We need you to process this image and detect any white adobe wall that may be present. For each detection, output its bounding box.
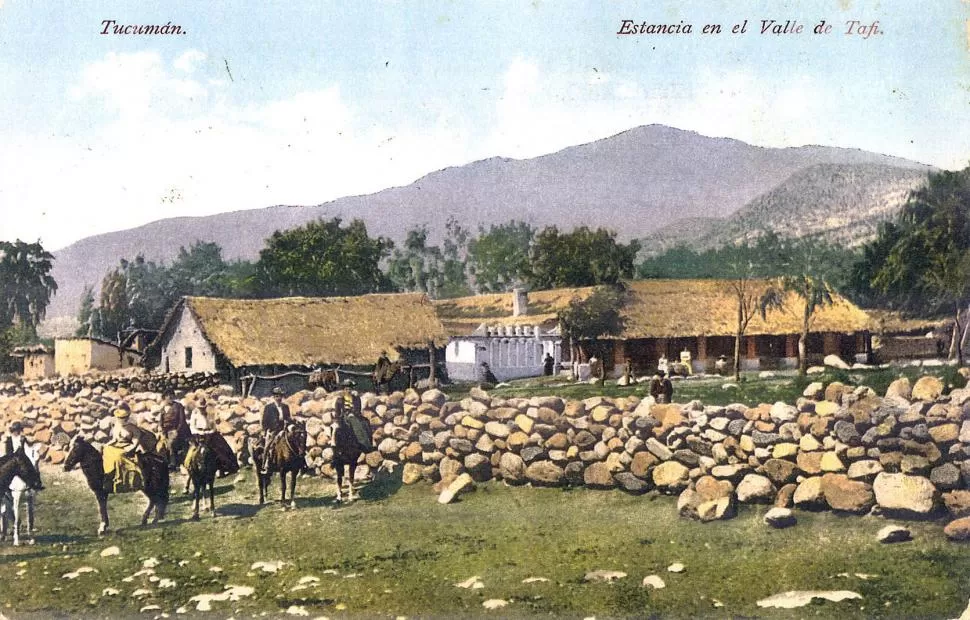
[157,306,219,374]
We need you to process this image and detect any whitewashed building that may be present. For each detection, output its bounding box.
[445,323,562,382]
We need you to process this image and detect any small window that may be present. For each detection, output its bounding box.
[185,347,193,369]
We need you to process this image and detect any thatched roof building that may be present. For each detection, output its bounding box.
[150,293,448,392]
[436,280,874,375]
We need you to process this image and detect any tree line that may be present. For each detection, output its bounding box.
[75,218,641,341]
[3,166,968,371]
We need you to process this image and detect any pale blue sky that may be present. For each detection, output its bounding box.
[1,0,968,249]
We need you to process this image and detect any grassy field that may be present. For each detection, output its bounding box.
[443,363,969,406]
[2,463,970,619]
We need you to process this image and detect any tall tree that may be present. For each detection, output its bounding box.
[0,240,58,334]
[858,167,970,362]
[528,226,640,290]
[780,274,835,376]
[724,246,785,381]
[467,220,535,293]
[253,218,393,297]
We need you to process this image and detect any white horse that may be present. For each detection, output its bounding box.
[1,444,40,546]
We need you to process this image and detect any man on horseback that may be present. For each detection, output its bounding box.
[333,379,373,451]
[185,396,238,478]
[373,350,394,395]
[260,387,291,474]
[159,390,190,471]
[2,421,28,456]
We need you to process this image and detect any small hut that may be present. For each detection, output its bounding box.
[11,344,55,380]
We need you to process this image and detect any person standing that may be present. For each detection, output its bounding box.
[650,370,674,404]
[543,353,555,376]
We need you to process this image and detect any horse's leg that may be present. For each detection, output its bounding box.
[141,498,153,527]
[26,492,35,538]
[289,469,297,509]
[1,495,9,543]
[278,471,287,505]
[335,464,344,502]
[12,491,22,546]
[98,493,110,536]
[191,478,201,521]
[347,461,357,502]
[208,478,215,517]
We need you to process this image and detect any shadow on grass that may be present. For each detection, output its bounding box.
[358,467,404,502]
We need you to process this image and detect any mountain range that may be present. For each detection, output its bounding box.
[44,124,933,327]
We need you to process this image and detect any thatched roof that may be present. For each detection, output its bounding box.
[436,280,871,339]
[169,294,447,368]
[618,280,869,338]
[434,288,594,336]
[864,309,950,335]
[11,344,51,356]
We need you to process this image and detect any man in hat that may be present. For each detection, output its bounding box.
[334,379,372,451]
[373,350,394,395]
[2,420,28,457]
[260,387,291,473]
[649,369,673,404]
[159,390,190,471]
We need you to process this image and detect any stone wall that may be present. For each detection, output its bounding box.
[3,373,970,523]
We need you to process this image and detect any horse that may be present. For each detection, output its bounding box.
[63,435,170,535]
[1,444,41,546]
[0,447,43,545]
[185,435,219,520]
[251,422,307,508]
[332,411,373,502]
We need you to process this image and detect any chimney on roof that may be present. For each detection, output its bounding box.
[512,288,528,317]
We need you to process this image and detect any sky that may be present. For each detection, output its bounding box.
[1,0,968,251]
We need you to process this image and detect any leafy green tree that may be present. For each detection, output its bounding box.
[467,221,535,293]
[95,255,172,341]
[528,226,640,290]
[556,285,626,362]
[387,226,445,296]
[0,240,58,334]
[859,167,970,362]
[253,218,393,297]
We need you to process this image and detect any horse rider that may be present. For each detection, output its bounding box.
[185,396,238,477]
[159,390,190,470]
[103,405,155,492]
[334,379,373,451]
[2,421,29,456]
[106,404,156,454]
[373,350,393,395]
[261,387,291,473]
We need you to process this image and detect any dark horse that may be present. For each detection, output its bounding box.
[185,436,219,520]
[250,422,307,508]
[332,411,372,502]
[64,435,169,535]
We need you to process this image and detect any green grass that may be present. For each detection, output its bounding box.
[443,364,968,407]
[3,465,970,618]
